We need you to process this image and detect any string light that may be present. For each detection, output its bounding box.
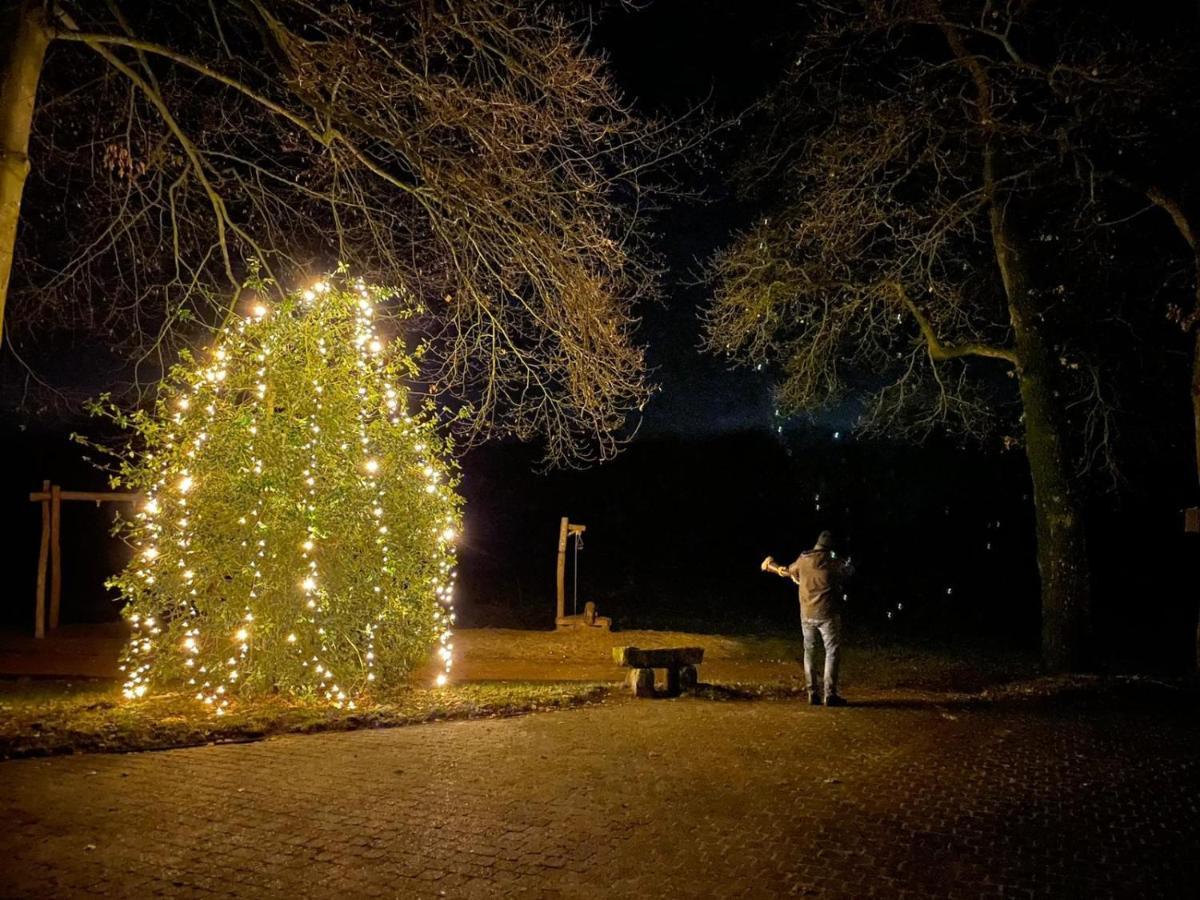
[107,272,461,708]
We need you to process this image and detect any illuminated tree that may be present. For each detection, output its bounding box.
[93,274,460,710]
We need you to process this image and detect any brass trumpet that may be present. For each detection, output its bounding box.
[760,555,789,577]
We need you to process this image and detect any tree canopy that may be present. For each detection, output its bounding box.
[704,0,1200,669]
[4,0,674,464]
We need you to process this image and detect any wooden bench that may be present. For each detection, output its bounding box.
[612,646,704,697]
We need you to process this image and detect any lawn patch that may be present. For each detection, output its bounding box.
[0,680,611,759]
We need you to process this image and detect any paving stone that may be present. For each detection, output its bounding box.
[1,697,1198,897]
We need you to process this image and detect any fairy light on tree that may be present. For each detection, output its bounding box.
[89,273,460,707]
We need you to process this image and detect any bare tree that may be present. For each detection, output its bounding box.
[1,0,671,464]
[705,0,1198,670]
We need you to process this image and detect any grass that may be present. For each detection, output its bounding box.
[0,627,1114,760]
[0,679,610,760]
[451,627,1039,693]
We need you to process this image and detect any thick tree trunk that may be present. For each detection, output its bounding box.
[1014,317,1093,671]
[1193,324,1200,489]
[0,0,52,345]
[990,182,1092,672]
[939,8,1093,671]
[1192,326,1199,672]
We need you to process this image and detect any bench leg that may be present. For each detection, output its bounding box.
[628,668,654,698]
[665,666,681,697]
[679,664,698,692]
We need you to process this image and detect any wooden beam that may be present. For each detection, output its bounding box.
[28,490,142,503]
[556,516,569,622]
[49,483,62,631]
[612,646,705,668]
[35,480,49,639]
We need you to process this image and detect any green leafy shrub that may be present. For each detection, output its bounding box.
[92,276,460,711]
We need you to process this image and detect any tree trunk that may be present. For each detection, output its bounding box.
[0,0,52,345]
[1193,322,1200,490]
[1014,319,1093,671]
[940,4,1092,670]
[989,177,1092,672]
[1192,325,1199,672]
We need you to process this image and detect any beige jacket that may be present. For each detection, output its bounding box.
[786,549,847,621]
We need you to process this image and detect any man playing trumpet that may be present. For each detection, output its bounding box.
[763,530,852,706]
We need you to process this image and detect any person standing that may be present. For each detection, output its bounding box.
[762,530,851,706]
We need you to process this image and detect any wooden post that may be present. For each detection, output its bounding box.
[555,518,588,626]
[556,516,569,622]
[27,487,143,638]
[34,479,49,638]
[1188,507,1200,671]
[627,668,654,698]
[679,664,699,692]
[49,483,62,630]
[665,665,681,697]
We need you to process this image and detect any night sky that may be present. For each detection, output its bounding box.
[592,0,812,439]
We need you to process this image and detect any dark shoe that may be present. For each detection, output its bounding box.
[808,692,822,706]
[824,694,848,707]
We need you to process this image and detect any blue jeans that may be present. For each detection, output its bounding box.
[801,617,841,697]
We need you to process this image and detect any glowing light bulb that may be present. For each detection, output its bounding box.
[302,577,317,592]
[235,628,248,641]
[435,673,448,687]
[178,475,193,493]
[441,527,456,542]
[252,303,268,318]
[143,546,159,560]
[287,633,297,643]
[364,459,379,474]
[368,339,382,353]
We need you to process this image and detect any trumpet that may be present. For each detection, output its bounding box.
[760,555,789,576]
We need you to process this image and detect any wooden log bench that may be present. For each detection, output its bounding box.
[612,646,703,697]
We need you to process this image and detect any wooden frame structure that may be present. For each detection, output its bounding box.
[555,516,586,623]
[28,483,142,638]
[554,516,610,630]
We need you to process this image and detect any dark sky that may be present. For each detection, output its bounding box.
[586,0,823,439]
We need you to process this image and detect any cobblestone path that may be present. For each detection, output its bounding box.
[2,693,1197,898]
